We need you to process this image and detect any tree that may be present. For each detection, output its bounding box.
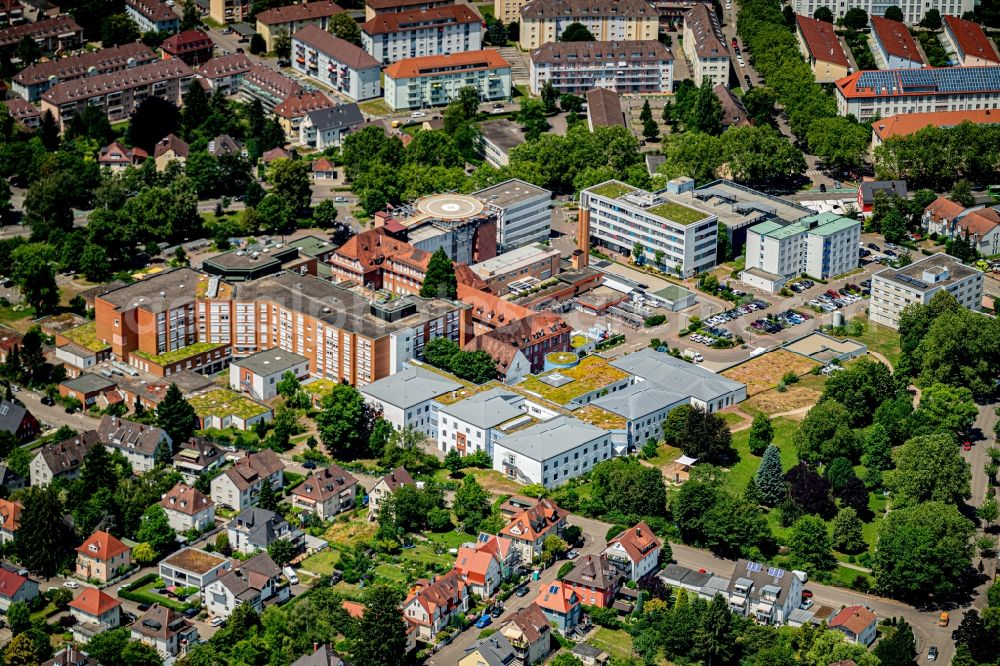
[328,12,361,45]
[540,80,558,113]
[820,357,897,427]
[692,594,736,666]
[423,337,460,371]
[916,308,1000,397]
[249,33,266,55]
[785,462,836,518]
[873,618,916,666]
[807,117,871,173]
[273,27,292,60]
[182,84,210,139]
[590,457,667,517]
[128,97,181,153]
[872,501,974,599]
[156,383,196,447]
[843,7,869,29]
[542,535,568,566]
[755,445,786,506]
[267,538,296,568]
[560,94,584,115]
[420,248,457,299]
[824,457,856,493]
[102,13,140,46]
[517,99,550,141]
[920,8,942,29]
[747,413,774,455]
[312,199,339,228]
[720,125,806,183]
[316,383,379,459]
[831,507,864,553]
[884,433,971,508]
[789,515,835,572]
[6,600,30,635]
[861,423,893,472]
[257,478,280,512]
[15,35,41,66]
[883,6,904,21]
[673,405,735,465]
[642,116,659,141]
[4,634,37,666]
[132,542,156,564]
[813,6,834,22]
[560,22,595,41]
[950,178,975,207]
[353,585,408,666]
[79,243,112,282]
[978,495,999,527]
[269,158,312,212]
[11,243,58,314]
[136,504,176,554]
[450,349,497,384]
[795,400,861,464]
[953,609,999,664]
[14,486,72,577]
[743,86,777,126]
[180,0,201,30]
[910,383,978,436]
[453,476,491,533]
[276,371,302,401]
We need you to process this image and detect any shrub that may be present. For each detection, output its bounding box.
[644,314,666,327]
[781,370,799,384]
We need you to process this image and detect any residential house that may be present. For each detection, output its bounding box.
[829,605,878,646]
[29,431,99,486]
[460,634,518,666]
[499,499,567,563]
[161,29,214,66]
[794,14,850,83]
[42,646,96,666]
[0,498,20,543]
[922,197,1000,256]
[402,569,471,642]
[534,581,581,634]
[159,548,232,589]
[205,552,288,618]
[154,133,190,171]
[571,644,610,666]
[298,103,364,150]
[604,521,661,581]
[98,141,148,172]
[97,415,171,473]
[289,465,358,520]
[726,559,804,625]
[454,545,503,598]
[360,366,461,438]
[227,506,302,554]
[256,0,345,51]
[0,467,25,492]
[210,448,285,510]
[857,180,907,214]
[291,645,348,666]
[498,603,552,665]
[0,400,39,443]
[126,0,180,33]
[208,134,244,157]
[713,84,751,130]
[161,483,216,533]
[291,23,381,102]
[312,158,337,180]
[942,15,1000,66]
[870,16,923,69]
[0,567,38,611]
[682,3,729,87]
[474,533,520,580]
[367,466,415,521]
[76,531,131,584]
[68,588,121,643]
[560,554,623,608]
[130,603,200,657]
[870,252,985,329]
[172,437,224,482]
[383,50,511,111]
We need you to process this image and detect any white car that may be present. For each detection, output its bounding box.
[210,616,226,627]
[63,581,79,589]
[410,111,426,118]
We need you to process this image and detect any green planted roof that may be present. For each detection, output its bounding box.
[646,201,709,226]
[189,389,269,420]
[588,181,637,199]
[134,342,222,366]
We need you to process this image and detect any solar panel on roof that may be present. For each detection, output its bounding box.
[746,561,762,572]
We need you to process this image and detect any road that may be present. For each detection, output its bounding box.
[17,387,101,432]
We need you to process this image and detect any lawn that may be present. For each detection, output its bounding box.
[189,388,270,420]
[436,468,524,496]
[517,356,630,405]
[125,579,189,612]
[300,549,340,575]
[846,317,902,369]
[359,99,393,116]
[0,303,34,324]
[589,181,637,199]
[742,384,823,417]
[425,530,475,549]
[723,350,823,396]
[587,627,635,661]
[724,417,799,496]
[134,341,221,366]
[647,201,709,226]
[321,515,378,548]
[643,443,683,467]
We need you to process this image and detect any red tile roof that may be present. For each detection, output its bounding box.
[13,42,156,87]
[0,16,82,49]
[384,49,510,80]
[291,465,358,502]
[873,109,1000,141]
[534,580,578,614]
[256,0,344,24]
[829,605,876,636]
[69,588,121,617]
[607,521,660,563]
[0,499,21,534]
[342,600,365,618]
[312,157,335,172]
[405,569,467,619]
[925,196,967,224]
[0,568,29,598]
[197,53,254,79]
[160,483,214,515]
[274,90,335,119]
[161,29,214,55]
[457,282,532,326]
[499,499,566,543]
[454,546,496,585]
[332,227,432,274]
[293,23,380,70]
[153,133,190,159]
[870,16,921,63]
[77,530,130,561]
[944,15,1000,63]
[40,60,193,105]
[958,208,1000,237]
[795,14,849,68]
[363,4,480,36]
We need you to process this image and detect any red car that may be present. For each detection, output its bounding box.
[963,441,972,451]
[802,590,813,599]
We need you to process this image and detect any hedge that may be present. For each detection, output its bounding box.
[118,573,191,612]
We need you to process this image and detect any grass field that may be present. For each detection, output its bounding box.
[725,417,799,496]
[847,317,902,369]
[723,350,822,396]
[587,628,635,661]
[644,443,683,467]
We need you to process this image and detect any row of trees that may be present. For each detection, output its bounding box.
[874,121,1000,189]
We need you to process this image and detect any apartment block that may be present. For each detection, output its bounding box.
[470,243,560,295]
[791,0,971,26]
[291,24,382,102]
[519,0,658,50]
[579,179,718,277]
[682,3,729,87]
[240,63,303,111]
[474,179,552,252]
[362,4,482,66]
[870,16,923,69]
[40,60,194,130]
[794,14,850,83]
[493,416,612,488]
[871,108,1000,148]
[197,53,254,95]
[12,42,157,102]
[941,15,1000,66]
[125,0,180,33]
[3,98,40,130]
[741,212,861,293]
[209,0,251,24]
[495,0,527,24]
[383,49,511,110]
[256,0,345,51]
[365,0,454,20]
[529,40,673,95]
[0,15,83,54]
[835,66,1000,120]
[870,253,983,329]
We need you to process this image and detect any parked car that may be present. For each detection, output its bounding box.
[566,550,579,560]
[302,461,317,470]
[138,604,151,612]
[211,616,226,627]
[63,581,79,589]
[490,606,504,618]
[802,589,813,598]
[963,441,972,451]
[515,586,530,597]
[927,647,938,661]
[475,614,492,629]
[868,243,880,251]
[40,396,55,406]
[184,608,199,619]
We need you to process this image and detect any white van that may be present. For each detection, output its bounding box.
[683,349,704,363]
[282,566,299,585]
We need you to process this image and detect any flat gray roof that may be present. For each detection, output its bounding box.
[360,365,462,409]
[97,267,204,313]
[591,381,688,420]
[478,119,525,152]
[61,373,116,394]
[233,349,308,376]
[874,252,981,291]
[685,180,812,230]
[440,387,523,429]
[610,348,745,402]
[474,179,551,209]
[494,415,607,462]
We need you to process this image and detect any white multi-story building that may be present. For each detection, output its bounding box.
[360,366,461,438]
[383,49,511,111]
[474,179,553,253]
[229,349,310,401]
[836,66,1000,120]
[492,416,612,489]
[579,179,718,278]
[125,0,180,33]
[870,253,984,329]
[682,3,729,87]
[362,4,482,66]
[437,387,528,456]
[791,0,972,26]
[291,24,382,102]
[740,212,861,293]
[518,0,659,50]
[529,40,673,95]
